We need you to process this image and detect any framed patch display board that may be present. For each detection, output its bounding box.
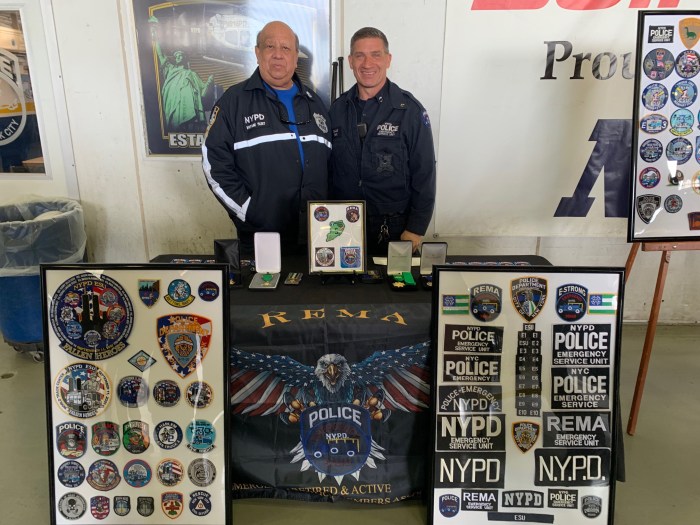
[307,201,366,274]
[41,264,230,524]
[428,266,623,525]
[630,11,700,242]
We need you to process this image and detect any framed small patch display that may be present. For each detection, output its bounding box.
[629,10,700,242]
[41,264,230,525]
[428,266,623,525]
[307,200,366,274]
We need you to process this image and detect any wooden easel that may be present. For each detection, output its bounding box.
[625,240,700,435]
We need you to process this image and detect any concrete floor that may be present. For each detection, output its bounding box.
[0,323,698,524]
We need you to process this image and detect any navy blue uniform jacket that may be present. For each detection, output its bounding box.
[329,80,436,236]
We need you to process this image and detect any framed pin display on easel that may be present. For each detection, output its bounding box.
[626,10,700,434]
[428,266,624,525]
[41,264,230,525]
[630,10,700,243]
[307,200,366,276]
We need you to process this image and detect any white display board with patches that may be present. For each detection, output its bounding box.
[429,266,623,525]
[307,201,366,274]
[41,264,230,525]
[630,10,700,242]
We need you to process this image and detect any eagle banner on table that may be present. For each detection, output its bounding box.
[229,302,432,503]
[435,0,691,238]
[130,0,330,156]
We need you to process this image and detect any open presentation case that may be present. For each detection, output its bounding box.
[428,266,623,525]
[41,264,230,525]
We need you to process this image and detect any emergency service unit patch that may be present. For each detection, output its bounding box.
[54,363,111,419]
[510,277,547,321]
[157,314,212,378]
[470,284,502,322]
[555,284,588,322]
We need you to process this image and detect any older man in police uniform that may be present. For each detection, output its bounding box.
[329,27,436,255]
[203,21,331,256]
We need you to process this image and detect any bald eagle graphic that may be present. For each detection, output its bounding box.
[230,341,431,482]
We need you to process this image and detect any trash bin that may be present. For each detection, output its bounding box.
[0,197,86,360]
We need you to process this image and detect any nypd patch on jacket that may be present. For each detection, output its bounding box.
[202,68,332,234]
[329,79,436,236]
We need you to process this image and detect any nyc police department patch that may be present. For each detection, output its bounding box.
[157,314,212,379]
[510,277,547,321]
[512,421,540,453]
[636,195,661,224]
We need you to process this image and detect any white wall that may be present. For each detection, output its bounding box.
[1,0,696,324]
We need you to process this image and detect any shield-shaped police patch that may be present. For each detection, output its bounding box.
[511,277,547,321]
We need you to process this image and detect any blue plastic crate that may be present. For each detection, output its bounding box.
[0,274,42,345]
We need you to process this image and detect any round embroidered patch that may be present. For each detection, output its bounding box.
[154,421,183,450]
[58,492,86,520]
[49,273,134,360]
[186,381,214,409]
[153,380,181,407]
[123,459,152,488]
[641,82,668,111]
[57,460,85,488]
[188,458,217,487]
[643,48,675,80]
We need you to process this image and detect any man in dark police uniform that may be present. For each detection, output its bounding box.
[330,27,436,255]
[202,21,331,255]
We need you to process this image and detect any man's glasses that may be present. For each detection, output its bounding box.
[275,98,311,127]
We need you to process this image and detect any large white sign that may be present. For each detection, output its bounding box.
[436,0,692,237]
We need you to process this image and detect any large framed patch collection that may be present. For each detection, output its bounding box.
[428,266,623,525]
[42,264,230,524]
[630,10,700,242]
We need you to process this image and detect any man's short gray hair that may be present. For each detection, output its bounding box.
[350,27,389,53]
